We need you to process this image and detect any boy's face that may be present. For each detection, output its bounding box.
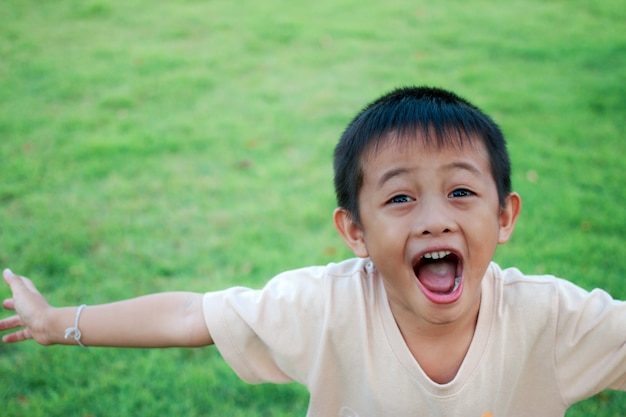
[334,133,520,328]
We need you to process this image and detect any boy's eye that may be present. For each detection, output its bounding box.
[449,189,473,198]
[388,195,413,204]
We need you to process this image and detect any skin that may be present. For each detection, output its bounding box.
[334,134,521,383]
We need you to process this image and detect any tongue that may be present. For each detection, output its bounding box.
[417,260,457,293]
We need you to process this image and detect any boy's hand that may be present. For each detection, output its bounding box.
[0,269,54,345]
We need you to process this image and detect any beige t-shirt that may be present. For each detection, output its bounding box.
[203,258,626,417]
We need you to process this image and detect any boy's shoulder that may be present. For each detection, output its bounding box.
[490,262,579,294]
[269,257,375,291]
[281,257,373,278]
[488,262,623,320]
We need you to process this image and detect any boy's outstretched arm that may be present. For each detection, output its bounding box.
[0,269,213,348]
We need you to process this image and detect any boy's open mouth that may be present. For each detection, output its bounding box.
[413,250,463,304]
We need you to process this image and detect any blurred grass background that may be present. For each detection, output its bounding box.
[0,0,624,415]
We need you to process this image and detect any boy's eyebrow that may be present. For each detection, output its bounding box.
[443,161,482,176]
[377,161,483,187]
[377,167,416,187]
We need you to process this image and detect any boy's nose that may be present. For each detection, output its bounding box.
[413,199,454,236]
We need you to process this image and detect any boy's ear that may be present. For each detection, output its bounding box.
[498,192,522,244]
[333,208,369,258]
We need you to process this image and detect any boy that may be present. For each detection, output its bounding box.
[1,86,625,416]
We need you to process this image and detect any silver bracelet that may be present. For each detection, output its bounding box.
[64,304,87,348]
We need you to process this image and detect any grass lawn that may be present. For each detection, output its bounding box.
[0,0,624,415]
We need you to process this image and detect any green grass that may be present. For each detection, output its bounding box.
[0,0,624,415]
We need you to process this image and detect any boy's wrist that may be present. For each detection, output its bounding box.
[63,304,87,347]
[41,306,74,346]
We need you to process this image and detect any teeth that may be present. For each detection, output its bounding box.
[423,250,451,260]
[451,276,461,292]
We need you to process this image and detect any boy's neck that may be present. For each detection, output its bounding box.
[389,295,481,384]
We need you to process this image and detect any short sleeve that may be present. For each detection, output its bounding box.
[555,279,626,403]
[202,267,327,384]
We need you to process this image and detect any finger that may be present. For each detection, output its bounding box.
[2,328,32,344]
[3,269,22,287]
[3,269,39,295]
[2,298,15,310]
[0,314,23,332]
[3,268,14,284]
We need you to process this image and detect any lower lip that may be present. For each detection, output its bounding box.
[416,276,464,305]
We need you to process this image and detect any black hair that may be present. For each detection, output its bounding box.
[333,86,511,224]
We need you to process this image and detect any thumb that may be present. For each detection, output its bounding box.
[2,269,17,310]
[3,269,39,295]
[3,268,22,288]
[3,268,17,286]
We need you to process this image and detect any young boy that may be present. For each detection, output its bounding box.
[1,86,625,416]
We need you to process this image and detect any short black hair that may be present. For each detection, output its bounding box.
[333,86,511,224]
